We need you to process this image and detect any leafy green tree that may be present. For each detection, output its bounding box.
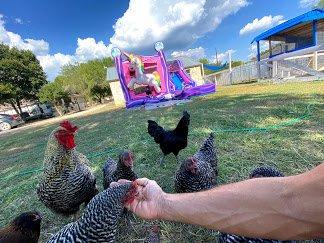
[57,57,114,102]
[0,44,47,115]
[231,60,244,68]
[90,83,112,103]
[198,58,209,64]
[38,82,70,116]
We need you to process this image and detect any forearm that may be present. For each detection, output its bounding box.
[160,173,324,240]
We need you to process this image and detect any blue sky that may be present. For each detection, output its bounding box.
[0,0,319,80]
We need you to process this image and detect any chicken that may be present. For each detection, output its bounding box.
[144,225,160,243]
[249,166,284,178]
[193,132,218,172]
[175,133,218,193]
[219,166,296,243]
[148,111,190,164]
[47,182,137,243]
[102,150,138,189]
[0,211,42,243]
[37,120,98,216]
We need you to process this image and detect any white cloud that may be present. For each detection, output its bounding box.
[211,49,236,63]
[110,0,249,52]
[240,15,286,35]
[37,54,75,81]
[14,18,23,24]
[0,14,112,80]
[0,15,49,55]
[248,42,269,59]
[299,0,319,8]
[75,38,112,62]
[171,46,205,60]
[37,38,112,80]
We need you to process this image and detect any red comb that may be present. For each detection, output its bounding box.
[122,182,138,205]
[59,120,78,133]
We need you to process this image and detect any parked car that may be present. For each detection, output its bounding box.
[25,104,55,121]
[0,114,25,131]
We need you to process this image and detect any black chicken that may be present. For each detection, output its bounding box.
[219,166,296,243]
[47,183,137,243]
[0,211,42,243]
[148,111,190,164]
[102,150,138,189]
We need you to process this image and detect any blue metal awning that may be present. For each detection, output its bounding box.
[251,9,324,43]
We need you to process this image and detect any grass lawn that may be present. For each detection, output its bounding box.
[0,81,324,242]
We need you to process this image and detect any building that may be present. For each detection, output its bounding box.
[252,9,324,79]
[106,56,205,107]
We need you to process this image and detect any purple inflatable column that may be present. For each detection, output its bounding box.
[157,49,172,94]
[114,55,131,104]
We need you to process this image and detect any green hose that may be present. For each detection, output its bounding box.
[0,103,313,183]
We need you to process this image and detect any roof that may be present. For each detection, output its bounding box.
[106,66,119,81]
[106,56,202,81]
[252,9,324,43]
[167,56,202,68]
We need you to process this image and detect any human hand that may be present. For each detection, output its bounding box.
[110,178,166,220]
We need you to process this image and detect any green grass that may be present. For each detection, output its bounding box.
[0,81,324,242]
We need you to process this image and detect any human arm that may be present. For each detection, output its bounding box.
[120,164,324,240]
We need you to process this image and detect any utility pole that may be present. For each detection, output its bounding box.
[215,49,219,65]
[228,50,233,85]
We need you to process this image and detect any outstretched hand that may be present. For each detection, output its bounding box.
[111,178,166,220]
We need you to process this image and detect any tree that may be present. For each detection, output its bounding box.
[0,44,47,116]
[90,83,112,103]
[231,60,244,68]
[199,58,209,64]
[57,57,114,102]
[38,82,70,116]
[317,0,324,8]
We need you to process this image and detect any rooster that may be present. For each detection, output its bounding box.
[102,150,138,189]
[0,211,42,243]
[37,120,98,216]
[175,133,218,193]
[219,166,296,243]
[148,111,190,164]
[47,183,138,243]
[144,225,161,243]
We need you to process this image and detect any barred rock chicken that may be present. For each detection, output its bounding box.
[219,166,296,243]
[0,211,42,243]
[37,120,98,215]
[148,111,190,164]
[193,132,218,172]
[144,225,161,243]
[47,183,137,243]
[102,150,138,189]
[175,133,217,193]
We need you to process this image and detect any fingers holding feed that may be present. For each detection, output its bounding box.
[134,178,150,187]
[110,182,120,188]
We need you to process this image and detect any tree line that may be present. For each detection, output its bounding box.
[0,44,114,117]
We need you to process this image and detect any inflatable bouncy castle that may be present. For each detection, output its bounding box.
[111,42,215,108]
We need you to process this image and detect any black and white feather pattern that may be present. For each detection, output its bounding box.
[175,133,217,193]
[193,132,218,172]
[37,128,97,215]
[47,183,132,243]
[175,159,216,193]
[102,156,137,190]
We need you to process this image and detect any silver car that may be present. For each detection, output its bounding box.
[0,114,25,131]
